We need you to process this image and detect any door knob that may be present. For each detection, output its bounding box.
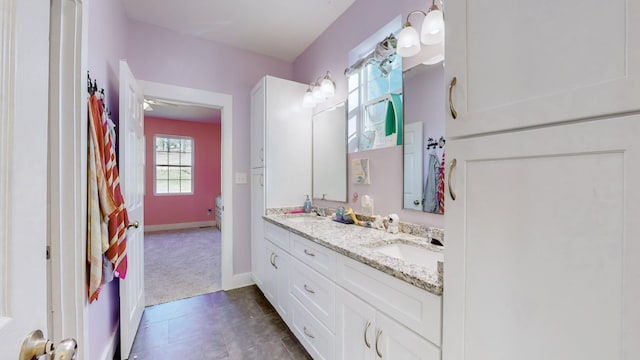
[20,330,77,360]
[413,200,420,206]
[127,220,140,229]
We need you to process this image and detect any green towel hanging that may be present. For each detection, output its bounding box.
[385,93,403,145]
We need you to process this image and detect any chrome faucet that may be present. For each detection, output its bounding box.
[313,206,326,217]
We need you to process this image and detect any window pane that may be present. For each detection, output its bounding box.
[365,101,387,127]
[156,166,168,180]
[155,137,167,152]
[168,138,180,152]
[348,90,359,112]
[389,67,402,94]
[156,151,169,165]
[348,73,359,92]
[181,181,192,193]
[156,180,168,194]
[181,167,192,180]
[168,167,182,180]
[181,152,192,166]
[168,152,181,165]
[168,180,181,193]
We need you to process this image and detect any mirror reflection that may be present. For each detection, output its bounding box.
[402,63,445,213]
[312,102,347,202]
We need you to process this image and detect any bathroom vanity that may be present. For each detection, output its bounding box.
[253,213,444,360]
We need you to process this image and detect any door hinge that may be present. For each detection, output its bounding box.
[46,245,51,260]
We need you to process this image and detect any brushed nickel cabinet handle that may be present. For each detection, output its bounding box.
[364,320,372,348]
[259,147,264,162]
[259,174,264,187]
[303,284,316,294]
[304,249,316,257]
[303,326,315,339]
[448,158,457,201]
[375,328,383,358]
[449,77,458,119]
[272,254,278,269]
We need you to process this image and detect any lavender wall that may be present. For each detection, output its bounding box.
[293,0,444,228]
[144,117,222,226]
[86,0,129,359]
[123,20,293,274]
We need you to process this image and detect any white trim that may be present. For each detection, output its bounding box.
[0,0,15,318]
[228,272,255,290]
[144,221,217,233]
[99,323,120,360]
[48,1,87,358]
[138,80,234,290]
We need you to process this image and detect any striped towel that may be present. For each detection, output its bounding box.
[88,95,129,302]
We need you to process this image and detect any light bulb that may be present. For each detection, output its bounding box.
[421,8,444,45]
[312,85,324,102]
[302,89,314,108]
[320,75,335,98]
[396,24,421,57]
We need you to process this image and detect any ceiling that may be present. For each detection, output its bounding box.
[123,0,356,62]
[144,99,221,124]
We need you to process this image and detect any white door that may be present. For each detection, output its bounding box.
[119,60,146,360]
[0,0,50,357]
[335,287,376,360]
[403,122,424,210]
[445,0,640,137]
[444,116,640,359]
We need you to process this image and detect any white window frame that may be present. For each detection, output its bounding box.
[153,134,194,195]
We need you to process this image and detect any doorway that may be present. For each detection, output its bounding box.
[139,80,234,291]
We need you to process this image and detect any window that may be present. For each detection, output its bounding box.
[347,54,402,152]
[154,136,193,194]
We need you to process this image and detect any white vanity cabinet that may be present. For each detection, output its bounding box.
[250,170,265,289]
[445,0,640,137]
[443,116,640,359]
[337,287,440,360]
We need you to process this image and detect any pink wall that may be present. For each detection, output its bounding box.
[86,0,129,359]
[293,0,445,228]
[144,117,221,226]
[123,20,293,275]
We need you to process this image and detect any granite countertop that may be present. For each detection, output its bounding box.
[263,213,444,296]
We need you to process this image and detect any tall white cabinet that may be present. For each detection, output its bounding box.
[443,2,640,359]
[250,75,312,296]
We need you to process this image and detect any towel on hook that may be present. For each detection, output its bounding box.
[385,93,403,145]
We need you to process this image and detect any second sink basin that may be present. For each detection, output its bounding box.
[374,242,443,268]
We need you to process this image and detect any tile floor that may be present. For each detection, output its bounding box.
[128,285,312,360]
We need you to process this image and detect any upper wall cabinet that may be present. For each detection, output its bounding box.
[445,0,640,138]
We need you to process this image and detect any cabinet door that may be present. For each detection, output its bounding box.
[272,245,291,323]
[263,241,277,305]
[335,287,376,360]
[250,170,265,290]
[444,116,640,360]
[250,78,265,168]
[375,312,440,360]
[445,0,640,137]
[264,76,312,208]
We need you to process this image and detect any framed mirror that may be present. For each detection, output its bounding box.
[402,63,445,213]
[312,102,347,202]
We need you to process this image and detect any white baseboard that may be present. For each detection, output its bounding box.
[224,272,255,291]
[144,220,217,233]
[100,322,119,360]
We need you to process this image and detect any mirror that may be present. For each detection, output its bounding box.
[312,102,347,202]
[402,63,445,213]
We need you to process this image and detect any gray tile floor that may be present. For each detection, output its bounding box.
[129,286,312,359]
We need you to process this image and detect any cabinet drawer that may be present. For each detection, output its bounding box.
[290,232,336,280]
[290,297,335,360]
[336,254,442,346]
[264,220,290,250]
[290,257,336,332]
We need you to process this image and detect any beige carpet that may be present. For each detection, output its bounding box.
[144,227,221,306]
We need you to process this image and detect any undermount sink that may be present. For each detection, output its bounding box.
[286,216,327,223]
[374,242,443,268]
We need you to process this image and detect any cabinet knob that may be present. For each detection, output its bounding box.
[449,77,458,119]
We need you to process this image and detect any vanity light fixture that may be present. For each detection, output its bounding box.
[302,71,336,107]
[396,0,445,60]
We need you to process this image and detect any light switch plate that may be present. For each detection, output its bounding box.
[235,172,248,184]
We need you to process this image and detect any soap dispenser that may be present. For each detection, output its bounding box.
[303,195,312,213]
